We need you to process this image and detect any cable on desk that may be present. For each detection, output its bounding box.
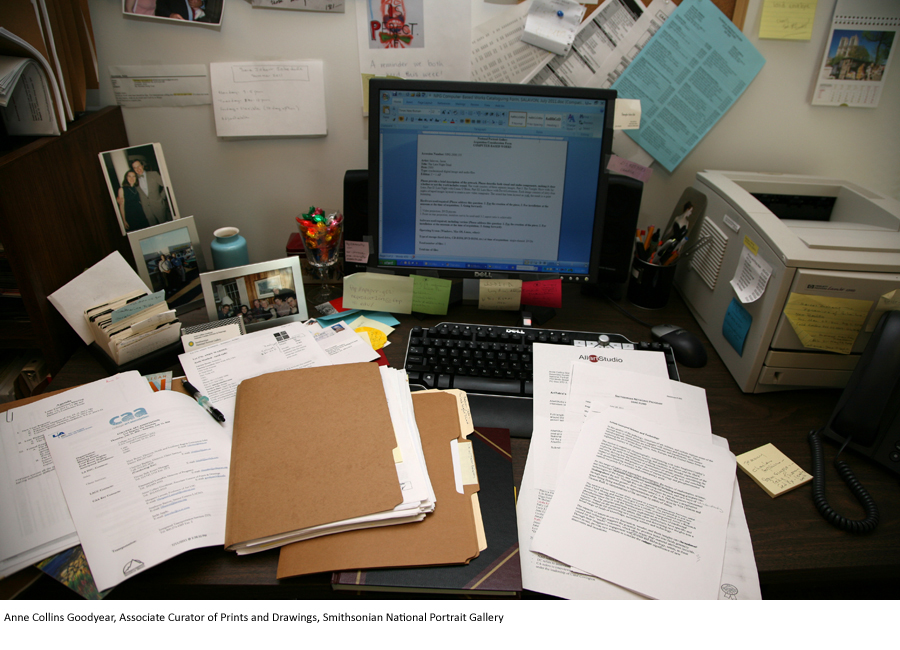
[807,429,879,534]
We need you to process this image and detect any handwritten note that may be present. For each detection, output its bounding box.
[343,273,414,314]
[521,279,562,308]
[607,154,652,183]
[343,240,371,264]
[209,61,326,138]
[759,0,818,41]
[411,275,452,315]
[736,443,812,498]
[782,293,872,354]
[479,279,522,311]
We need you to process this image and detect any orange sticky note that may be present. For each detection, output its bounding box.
[521,279,562,308]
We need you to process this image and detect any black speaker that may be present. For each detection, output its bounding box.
[342,169,369,244]
[584,172,644,300]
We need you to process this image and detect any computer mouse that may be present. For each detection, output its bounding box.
[650,324,708,368]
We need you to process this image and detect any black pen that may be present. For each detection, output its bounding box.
[182,380,226,423]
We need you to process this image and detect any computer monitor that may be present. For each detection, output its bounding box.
[368,78,620,284]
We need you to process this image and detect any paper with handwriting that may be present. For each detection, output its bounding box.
[209,60,326,138]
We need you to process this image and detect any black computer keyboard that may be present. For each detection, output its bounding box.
[403,322,679,398]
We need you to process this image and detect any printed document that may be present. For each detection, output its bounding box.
[179,321,334,437]
[531,410,736,600]
[0,373,151,578]
[611,0,765,172]
[34,376,231,591]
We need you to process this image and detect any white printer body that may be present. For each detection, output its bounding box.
[674,170,900,393]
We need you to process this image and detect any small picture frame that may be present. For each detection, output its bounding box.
[199,257,309,332]
[99,142,180,236]
[127,216,207,314]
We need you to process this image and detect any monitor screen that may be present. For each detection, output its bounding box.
[368,79,617,283]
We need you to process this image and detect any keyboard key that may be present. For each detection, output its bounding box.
[452,375,522,395]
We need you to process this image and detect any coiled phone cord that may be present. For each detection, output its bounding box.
[807,429,879,534]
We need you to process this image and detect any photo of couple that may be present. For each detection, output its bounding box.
[100,143,180,236]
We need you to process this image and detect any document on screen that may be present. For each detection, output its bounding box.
[414,133,566,262]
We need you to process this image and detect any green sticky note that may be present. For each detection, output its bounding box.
[411,275,452,315]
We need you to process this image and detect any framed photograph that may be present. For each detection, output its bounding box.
[122,0,224,27]
[100,142,180,236]
[199,257,309,332]
[127,217,207,314]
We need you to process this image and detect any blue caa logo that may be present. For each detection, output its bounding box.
[109,408,149,426]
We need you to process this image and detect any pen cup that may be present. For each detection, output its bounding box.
[627,256,678,309]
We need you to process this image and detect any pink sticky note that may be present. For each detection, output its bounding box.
[521,279,562,308]
[607,154,653,183]
[344,241,370,264]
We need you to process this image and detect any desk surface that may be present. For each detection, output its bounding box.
[20,285,900,599]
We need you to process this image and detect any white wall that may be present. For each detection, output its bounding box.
[87,0,900,267]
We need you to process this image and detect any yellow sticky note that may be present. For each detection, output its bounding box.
[343,272,414,314]
[759,0,818,41]
[478,279,522,311]
[354,326,387,350]
[737,443,812,498]
[782,292,872,354]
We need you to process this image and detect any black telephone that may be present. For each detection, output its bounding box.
[807,309,900,533]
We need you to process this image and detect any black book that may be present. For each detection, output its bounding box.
[332,427,521,597]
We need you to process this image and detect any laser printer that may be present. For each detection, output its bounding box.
[674,170,900,393]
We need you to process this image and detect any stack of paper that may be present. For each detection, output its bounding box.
[84,289,180,366]
[0,0,99,135]
[517,343,762,600]
[0,373,154,583]
[277,388,485,578]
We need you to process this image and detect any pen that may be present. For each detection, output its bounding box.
[182,380,226,423]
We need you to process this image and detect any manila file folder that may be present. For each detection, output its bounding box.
[224,363,403,552]
[276,390,481,578]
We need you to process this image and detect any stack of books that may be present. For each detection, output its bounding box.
[0,0,99,135]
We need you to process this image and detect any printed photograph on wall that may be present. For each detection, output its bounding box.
[122,0,224,26]
[818,29,895,81]
[366,0,424,49]
[99,143,180,236]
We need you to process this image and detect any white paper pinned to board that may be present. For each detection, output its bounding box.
[209,60,327,138]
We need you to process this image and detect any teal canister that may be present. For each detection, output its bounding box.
[210,227,249,269]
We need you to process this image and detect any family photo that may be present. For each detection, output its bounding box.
[201,258,308,327]
[100,143,179,236]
